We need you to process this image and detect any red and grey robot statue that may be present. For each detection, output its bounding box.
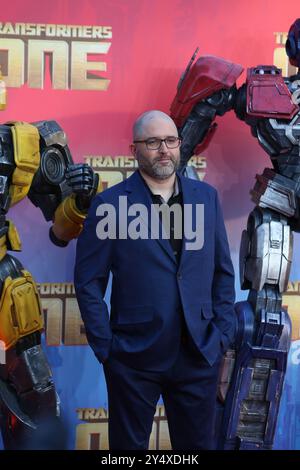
[0,77,101,448]
[170,19,300,449]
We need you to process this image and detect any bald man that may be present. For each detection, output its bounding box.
[74,110,236,450]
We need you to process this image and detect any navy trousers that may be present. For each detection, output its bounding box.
[103,336,222,450]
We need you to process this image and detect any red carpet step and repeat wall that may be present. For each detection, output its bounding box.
[1,0,300,449]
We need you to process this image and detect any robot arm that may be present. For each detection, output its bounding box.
[170,54,244,172]
[50,164,102,247]
[21,120,101,247]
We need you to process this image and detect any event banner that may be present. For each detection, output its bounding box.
[0,0,300,449]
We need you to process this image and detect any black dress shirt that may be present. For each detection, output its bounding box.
[139,171,183,265]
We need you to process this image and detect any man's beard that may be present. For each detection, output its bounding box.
[137,153,179,180]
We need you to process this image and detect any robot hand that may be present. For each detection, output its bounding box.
[65,163,99,211]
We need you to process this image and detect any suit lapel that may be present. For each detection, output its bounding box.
[177,172,200,270]
[125,171,177,264]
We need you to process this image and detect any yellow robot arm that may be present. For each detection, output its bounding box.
[51,176,102,243]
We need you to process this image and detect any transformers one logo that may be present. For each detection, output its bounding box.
[38,282,88,346]
[0,22,112,90]
[76,405,171,450]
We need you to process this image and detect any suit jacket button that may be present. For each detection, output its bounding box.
[177,273,182,280]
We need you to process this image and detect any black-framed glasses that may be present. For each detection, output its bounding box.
[133,136,181,150]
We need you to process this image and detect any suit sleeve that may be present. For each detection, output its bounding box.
[74,195,114,363]
[212,190,237,353]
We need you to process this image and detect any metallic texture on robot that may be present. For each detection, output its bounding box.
[27,120,73,222]
[246,66,298,118]
[50,163,102,243]
[170,22,300,448]
[0,270,43,349]
[170,55,243,128]
[0,220,21,261]
[250,169,297,217]
[6,122,40,206]
[52,194,88,241]
[171,55,243,173]
[0,117,100,449]
[240,208,292,293]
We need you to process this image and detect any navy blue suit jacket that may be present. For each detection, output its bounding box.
[74,170,236,371]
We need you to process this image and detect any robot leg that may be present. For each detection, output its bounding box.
[0,254,62,449]
[218,206,292,449]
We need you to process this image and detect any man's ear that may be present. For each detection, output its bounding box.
[130,143,136,157]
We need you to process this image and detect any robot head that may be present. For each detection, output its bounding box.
[286,19,300,68]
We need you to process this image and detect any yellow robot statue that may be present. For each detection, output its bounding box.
[0,80,101,449]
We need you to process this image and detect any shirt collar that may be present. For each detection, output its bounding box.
[138,170,181,201]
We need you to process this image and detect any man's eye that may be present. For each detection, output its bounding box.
[147,139,159,145]
[166,137,177,144]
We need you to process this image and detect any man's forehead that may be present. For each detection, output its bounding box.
[140,117,178,136]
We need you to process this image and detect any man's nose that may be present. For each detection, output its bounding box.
[158,140,168,151]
